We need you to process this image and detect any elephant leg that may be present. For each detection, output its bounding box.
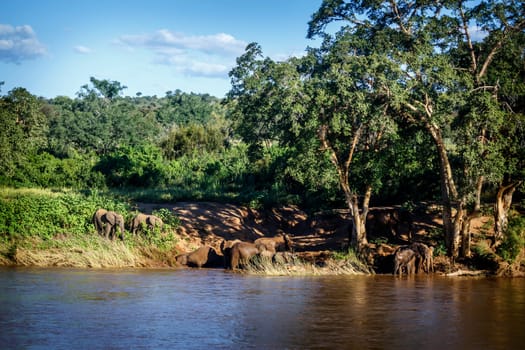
[230,249,239,270]
[104,224,112,239]
[408,257,417,275]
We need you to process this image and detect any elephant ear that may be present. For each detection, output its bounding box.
[105,212,116,225]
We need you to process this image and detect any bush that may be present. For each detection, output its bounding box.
[2,151,106,189]
[497,213,525,263]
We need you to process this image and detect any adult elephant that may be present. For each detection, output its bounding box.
[220,239,242,269]
[229,241,267,270]
[254,233,294,255]
[130,213,164,235]
[393,245,417,276]
[176,246,222,268]
[92,208,125,240]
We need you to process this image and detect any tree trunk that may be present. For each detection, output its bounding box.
[459,176,483,258]
[493,180,522,247]
[460,218,471,258]
[427,123,458,258]
[451,201,465,260]
[346,186,371,253]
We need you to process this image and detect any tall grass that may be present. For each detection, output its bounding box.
[1,234,180,268]
[243,251,372,276]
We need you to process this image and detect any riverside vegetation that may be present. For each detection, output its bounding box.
[1,1,524,275]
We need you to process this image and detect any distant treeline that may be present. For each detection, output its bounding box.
[0,67,522,211]
[0,78,441,209]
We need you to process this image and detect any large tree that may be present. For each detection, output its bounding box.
[228,39,399,251]
[308,0,525,259]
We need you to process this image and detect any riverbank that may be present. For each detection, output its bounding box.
[1,189,522,275]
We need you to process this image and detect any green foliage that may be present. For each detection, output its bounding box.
[497,213,525,263]
[152,208,180,228]
[157,90,223,127]
[3,151,105,189]
[0,188,129,240]
[159,123,226,159]
[96,144,167,188]
[0,88,48,183]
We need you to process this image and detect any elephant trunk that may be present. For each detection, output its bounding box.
[119,221,125,239]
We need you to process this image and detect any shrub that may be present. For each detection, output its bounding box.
[497,213,525,263]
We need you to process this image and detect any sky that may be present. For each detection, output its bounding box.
[1,0,324,99]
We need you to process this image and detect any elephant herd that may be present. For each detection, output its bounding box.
[91,208,164,240]
[393,242,434,276]
[176,233,294,270]
[91,206,434,275]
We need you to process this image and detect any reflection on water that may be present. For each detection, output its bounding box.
[1,267,524,349]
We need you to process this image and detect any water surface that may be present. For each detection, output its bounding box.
[1,267,524,349]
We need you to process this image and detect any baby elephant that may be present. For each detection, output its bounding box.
[130,213,164,235]
[393,246,417,276]
[410,242,434,273]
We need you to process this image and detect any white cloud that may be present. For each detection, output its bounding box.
[118,29,246,55]
[469,25,488,42]
[156,55,229,77]
[74,45,92,54]
[0,24,47,63]
[116,29,247,78]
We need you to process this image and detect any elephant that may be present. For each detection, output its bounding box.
[220,239,242,269]
[92,208,125,240]
[176,246,222,268]
[393,245,418,276]
[410,242,434,273]
[130,213,164,235]
[229,241,264,270]
[254,233,294,255]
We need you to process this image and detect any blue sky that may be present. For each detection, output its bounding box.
[1,0,323,98]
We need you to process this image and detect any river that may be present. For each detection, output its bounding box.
[1,267,524,349]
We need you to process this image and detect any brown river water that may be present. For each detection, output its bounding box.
[1,267,524,349]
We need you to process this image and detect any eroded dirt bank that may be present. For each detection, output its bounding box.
[137,201,511,275]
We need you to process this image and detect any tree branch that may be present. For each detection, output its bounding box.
[459,2,477,75]
[389,0,410,34]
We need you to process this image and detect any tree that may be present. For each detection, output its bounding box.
[308,0,525,259]
[228,40,398,251]
[87,77,127,100]
[483,30,525,246]
[0,88,48,184]
[303,36,399,250]
[156,89,223,127]
[48,80,161,155]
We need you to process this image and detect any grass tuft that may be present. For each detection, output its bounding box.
[243,251,372,276]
